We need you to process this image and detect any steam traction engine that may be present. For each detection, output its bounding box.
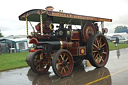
[19,8,112,77]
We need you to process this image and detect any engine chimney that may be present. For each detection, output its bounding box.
[45,6,54,11]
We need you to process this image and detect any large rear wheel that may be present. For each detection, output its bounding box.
[30,50,50,74]
[52,49,74,77]
[87,34,109,67]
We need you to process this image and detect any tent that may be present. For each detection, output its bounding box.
[0,37,28,53]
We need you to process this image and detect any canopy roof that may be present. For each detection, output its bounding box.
[19,9,112,25]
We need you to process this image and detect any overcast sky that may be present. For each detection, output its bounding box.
[0,0,128,36]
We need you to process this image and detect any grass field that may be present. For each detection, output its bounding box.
[0,41,128,71]
[108,41,128,50]
[0,51,29,71]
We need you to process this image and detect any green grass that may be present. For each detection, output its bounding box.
[0,51,29,71]
[108,41,128,50]
[0,41,128,71]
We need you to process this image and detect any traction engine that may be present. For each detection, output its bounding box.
[19,8,112,77]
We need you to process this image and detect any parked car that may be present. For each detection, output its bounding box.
[119,37,128,44]
[110,35,122,41]
[112,37,128,44]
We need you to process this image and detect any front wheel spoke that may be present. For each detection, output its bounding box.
[34,58,39,62]
[63,54,65,60]
[40,54,43,60]
[60,54,63,60]
[67,62,70,64]
[36,64,41,70]
[40,63,45,68]
[57,57,61,61]
[63,67,66,73]
[65,57,69,61]
[61,67,64,73]
[65,65,69,70]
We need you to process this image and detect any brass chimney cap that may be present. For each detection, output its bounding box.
[45,6,54,11]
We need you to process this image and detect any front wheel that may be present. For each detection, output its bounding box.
[87,34,109,67]
[52,49,74,78]
[30,50,50,74]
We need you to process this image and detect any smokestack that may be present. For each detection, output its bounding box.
[45,6,54,11]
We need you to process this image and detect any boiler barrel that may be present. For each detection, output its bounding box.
[38,40,78,50]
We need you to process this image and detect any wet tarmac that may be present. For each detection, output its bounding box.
[0,48,128,85]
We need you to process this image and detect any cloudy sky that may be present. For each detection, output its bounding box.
[0,0,128,36]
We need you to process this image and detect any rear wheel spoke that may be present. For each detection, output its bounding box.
[93,50,98,53]
[99,37,102,46]
[99,54,104,62]
[96,38,100,47]
[100,43,106,48]
[102,52,107,54]
[97,57,100,64]
[93,44,98,49]
[56,62,62,65]
[101,57,104,62]
[57,65,61,71]
[94,54,99,60]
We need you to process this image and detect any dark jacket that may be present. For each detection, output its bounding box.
[116,37,119,43]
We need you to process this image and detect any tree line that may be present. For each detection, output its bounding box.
[114,26,128,33]
[0,30,4,37]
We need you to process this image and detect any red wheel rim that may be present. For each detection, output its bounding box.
[92,35,109,66]
[83,23,96,42]
[55,52,73,76]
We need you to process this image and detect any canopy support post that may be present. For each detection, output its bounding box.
[26,18,28,36]
[81,20,83,29]
[40,14,43,35]
[101,21,104,32]
[101,21,104,28]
